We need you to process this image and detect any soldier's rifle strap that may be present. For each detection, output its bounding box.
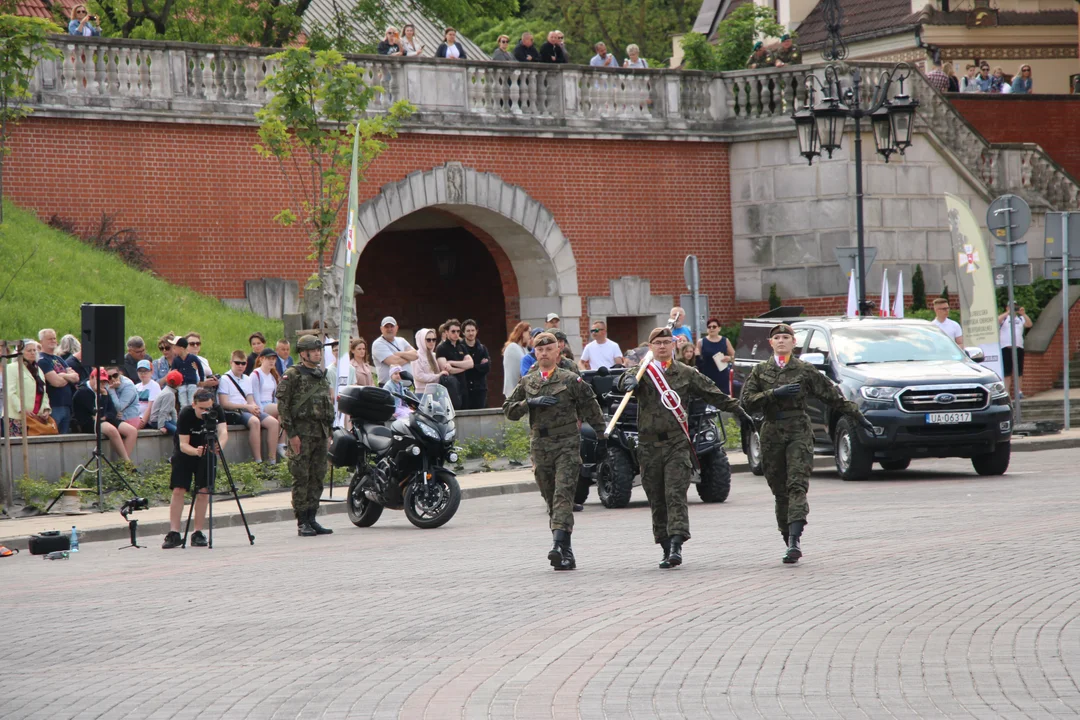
[293,380,330,416]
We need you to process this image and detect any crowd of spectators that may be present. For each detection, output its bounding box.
[940,60,1034,95]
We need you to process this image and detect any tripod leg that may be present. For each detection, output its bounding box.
[216,450,255,545]
[182,487,196,548]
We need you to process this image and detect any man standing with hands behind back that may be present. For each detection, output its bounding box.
[740,323,873,564]
[504,332,605,571]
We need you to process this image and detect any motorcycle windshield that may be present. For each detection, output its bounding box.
[419,384,455,422]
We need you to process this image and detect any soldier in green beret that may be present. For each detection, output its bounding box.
[504,331,604,570]
[772,34,802,67]
[740,323,873,563]
[277,334,335,537]
[747,40,773,69]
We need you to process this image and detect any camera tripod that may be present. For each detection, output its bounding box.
[46,375,139,516]
[181,428,255,548]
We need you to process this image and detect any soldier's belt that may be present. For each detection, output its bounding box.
[532,422,578,439]
[767,410,807,421]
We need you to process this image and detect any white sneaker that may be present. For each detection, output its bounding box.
[278,443,288,456]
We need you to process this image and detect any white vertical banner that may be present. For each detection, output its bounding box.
[846,271,858,318]
[892,270,904,318]
[880,271,890,317]
[334,123,362,425]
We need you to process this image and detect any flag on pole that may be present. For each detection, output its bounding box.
[846,270,858,317]
[892,270,904,318]
[335,122,362,422]
[880,271,890,317]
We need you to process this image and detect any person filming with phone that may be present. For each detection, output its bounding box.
[162,389,228,549]
[68,4,101,36]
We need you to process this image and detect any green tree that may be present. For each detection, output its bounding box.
[940,284,949,300]
[93,0,313,46]
[681,3,786,72]
[0,15,62,225]
[911,264,926,311]
[254,48,414,332]
[768,283,782,310]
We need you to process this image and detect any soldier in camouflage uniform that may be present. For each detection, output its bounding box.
[739,323,873,563]
[619,327,754,569]
[526,330,580,376]
[504,332,604,570]
[771,34,802,67]
[277,334,335,537]
[746,41,773,69]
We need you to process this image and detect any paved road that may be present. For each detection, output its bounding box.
[2,449,1078,719]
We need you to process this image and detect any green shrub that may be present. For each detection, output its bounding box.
[911,264,926,311]
[500,421,531,463]
[14,476,61,510]
[720,416,742,451]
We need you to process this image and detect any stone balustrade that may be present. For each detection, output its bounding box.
[27,36,1080,207]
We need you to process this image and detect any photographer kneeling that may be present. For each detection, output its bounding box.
[162,389,228,549]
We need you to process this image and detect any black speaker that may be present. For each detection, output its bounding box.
[81,304,125,367]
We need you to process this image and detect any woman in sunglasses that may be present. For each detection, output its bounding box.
[491,35,514,61]
[1012,65,1033,94]
[697,318,735,395]
[412,328,448,394]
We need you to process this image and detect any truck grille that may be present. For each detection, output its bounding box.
[898,386,988,413]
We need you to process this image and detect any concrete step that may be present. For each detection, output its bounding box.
[1018,399,1080,424]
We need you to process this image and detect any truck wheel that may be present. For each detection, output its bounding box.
[879,458,911,472]
[747,427,765,476]
[834,416,874,481]
[972,441,1011,476]
[574,474,591,505]
[597,447,634,508]
[695,451,732,503]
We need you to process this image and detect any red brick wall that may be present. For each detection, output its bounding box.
[950,96,1080,181]
[1017,300,1080,395]
[6,117,735,342]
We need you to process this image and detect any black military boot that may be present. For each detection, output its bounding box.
[666,535,684,568]
[548,530,575,570]
[783,521,805,564]
[297,511,317,537]
[658,537,672,569]
[309,511,333,535]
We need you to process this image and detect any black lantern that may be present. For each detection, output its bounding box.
[870,104,895,162]
[813,97,846,158]
[888,92,918,154]
[792,106,820,165]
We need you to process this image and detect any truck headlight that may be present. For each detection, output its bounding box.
[984,381,1008,399]
[860,386,900,400]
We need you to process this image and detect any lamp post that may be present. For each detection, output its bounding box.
[791,0,919,315]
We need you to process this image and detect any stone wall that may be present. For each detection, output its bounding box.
[730,130,1048,312]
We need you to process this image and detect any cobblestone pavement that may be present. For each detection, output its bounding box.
[2,449,1078,720]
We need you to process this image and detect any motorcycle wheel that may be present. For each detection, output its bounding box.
[404,472,461,529]
[747,427,765,476]
[695,450,732,503]
[347,471,384,527]
[574,474,591,505]
[596,447,634,509]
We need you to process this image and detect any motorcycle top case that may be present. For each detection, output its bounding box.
[329,427,362,468]
[28,531,72,555]
[337,386,395,423]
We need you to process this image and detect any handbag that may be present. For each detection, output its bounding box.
[25,413,59,436]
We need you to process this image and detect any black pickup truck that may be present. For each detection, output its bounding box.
[733,315,1013,480]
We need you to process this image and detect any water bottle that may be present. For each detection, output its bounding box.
[70,525,79,552]
[44,551,70,560]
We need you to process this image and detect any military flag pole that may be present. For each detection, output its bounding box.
[604,316,676,436]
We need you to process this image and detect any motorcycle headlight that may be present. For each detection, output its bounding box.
[418,422,440,440]
[704,432,715,442]
[445,427,456,442]
[860,386,900,401]
[984,381,1008,399]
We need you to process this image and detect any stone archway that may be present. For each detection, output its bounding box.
[325,162,581,346]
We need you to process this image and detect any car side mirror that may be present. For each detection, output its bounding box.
[964,347,985,362]
[801,352,827,368]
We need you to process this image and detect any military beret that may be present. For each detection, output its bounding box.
[648,327,673,343]
[781,33,791,41]
[753,41,763,51]
[769,323,795,338]
[533,332,557,347]
[553,330,568,342]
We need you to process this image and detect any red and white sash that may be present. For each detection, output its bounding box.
[643,361,692,446]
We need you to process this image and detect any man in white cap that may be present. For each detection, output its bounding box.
[371,316,418,385]
[544,313,560,330]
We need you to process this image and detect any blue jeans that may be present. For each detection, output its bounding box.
[51,405,72,434]
[163,420,177,435]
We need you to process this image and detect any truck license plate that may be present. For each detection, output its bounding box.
[926,412,972,424]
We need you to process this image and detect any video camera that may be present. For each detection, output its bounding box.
[120,496,149,520]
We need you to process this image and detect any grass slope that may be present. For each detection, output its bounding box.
[0,201,284,371]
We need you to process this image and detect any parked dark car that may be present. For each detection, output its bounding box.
[576,367,732,507]
[733,316,1013,480]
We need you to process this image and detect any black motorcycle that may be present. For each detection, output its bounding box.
[577,367,733,508]
[329,375,461,529]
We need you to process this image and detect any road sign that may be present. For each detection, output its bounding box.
[993,264,1032,287]
[994,241,1028,267]
[1044,259,1068,280]
[683,255,699,292]
[987,194,1031,240]
[833,246,878,278]
[1044,212,1080,259]
[683,255,702,341]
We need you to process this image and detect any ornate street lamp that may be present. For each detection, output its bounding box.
[789,0,920,315]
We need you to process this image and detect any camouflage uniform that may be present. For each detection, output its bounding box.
[740,355,861,534]
[504,365,603,532]
[277,363,334,521]
[618,359,743,545]
[772,43,802,66]
[526,356,580,376]
[746,48,773,69]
